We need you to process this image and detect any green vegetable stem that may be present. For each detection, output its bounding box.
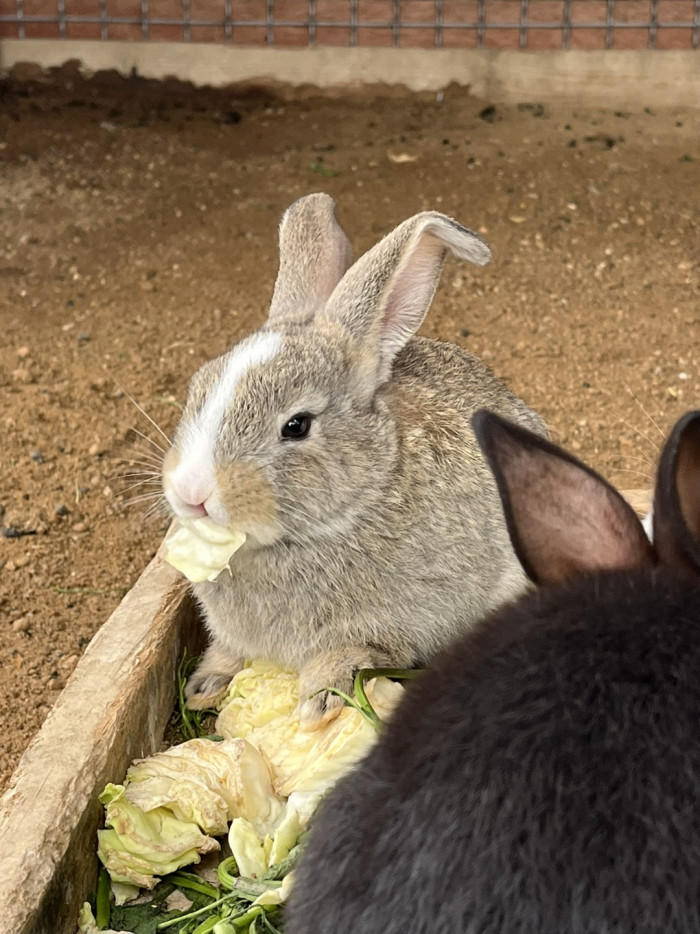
[95,867,111,930]
[323,667,424,730]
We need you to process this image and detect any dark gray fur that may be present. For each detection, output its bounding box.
[285,409,700,934]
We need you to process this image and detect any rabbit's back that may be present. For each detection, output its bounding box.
[286,570,700,934]
[393,337,547,438]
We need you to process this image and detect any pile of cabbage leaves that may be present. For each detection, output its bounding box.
[80,661,406,934]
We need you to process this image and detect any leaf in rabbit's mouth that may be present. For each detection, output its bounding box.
[165,517,246,582]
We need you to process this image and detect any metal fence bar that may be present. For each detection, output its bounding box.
[1,0,698,46]
[266,0,273,45]
[15,0,24,39]
[57,0,66,38]
[307,0,316,47]
[391,0,400,47]
[224,0,232,42]
[182,0,191,42]
[350,0,358,47]
[477,0,486,48]
[141,0,149,41]
[605,0,615,50]
[562,0,572,50]
[98,0,107,39]
[435,0,443,49]
[649,0,659,49]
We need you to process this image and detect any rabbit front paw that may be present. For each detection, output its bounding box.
[184,671,232,710]
[184,644,244,710]
[298,679,349,730]
[298,646,396,731]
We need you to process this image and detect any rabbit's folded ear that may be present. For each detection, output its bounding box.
[472,410,655,585]
[268,193,353,323]
[653,410,700,577]
[321,212,491,384]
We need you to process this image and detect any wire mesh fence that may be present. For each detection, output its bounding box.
[1,0,699,48]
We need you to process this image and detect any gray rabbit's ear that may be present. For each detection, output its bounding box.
[321,212,491,383]
[267,193,353,323]
[653,410,700,577]
[473,410,655,586]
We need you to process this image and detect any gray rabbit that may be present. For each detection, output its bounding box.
[162,193,546,726]
[285,408,700,933]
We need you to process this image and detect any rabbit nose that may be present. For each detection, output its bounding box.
[168,469,214,516]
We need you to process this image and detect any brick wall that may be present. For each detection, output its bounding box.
[1,0,698,49]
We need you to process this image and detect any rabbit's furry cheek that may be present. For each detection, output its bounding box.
[161,446,179,482]
[215,461,280,544]
[161,445,199,517]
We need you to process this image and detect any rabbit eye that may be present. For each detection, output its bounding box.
[282,413,312,440]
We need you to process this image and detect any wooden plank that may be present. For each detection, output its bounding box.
[0,545,197,934]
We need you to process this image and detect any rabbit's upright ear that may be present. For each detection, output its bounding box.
[321,213,491,384]
[653,410,700,577]
[268,193,353,323]
[472,410,655,585]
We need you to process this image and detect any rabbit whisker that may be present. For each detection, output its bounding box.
[623,386,666,441]
[127,418,171,453]
[117,479,163,496]
[610,467,653,481]
[113,473,162,484]
[115,466,163,476]
[123,459,164,470]
[120,491,166,507]
[128,431,167,451]
[122,451,165,468]
[616,452,656,467]
[601,454,655,475]
[141,499,170,521]
[118,449,164,468]
[619,418,661,458]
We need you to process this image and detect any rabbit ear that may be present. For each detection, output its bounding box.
[473,410,655,586]
[267,193,353,324]
[321,212,491,384]
[652,410,700,576]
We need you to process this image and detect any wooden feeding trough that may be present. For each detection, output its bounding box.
[0,540,201,934]
[0,490,651,934]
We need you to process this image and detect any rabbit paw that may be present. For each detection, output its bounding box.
[298,680,349,731]
[184,645,244,710]
[298,646,396,731]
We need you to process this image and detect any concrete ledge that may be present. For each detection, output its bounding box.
[1,42,699,107]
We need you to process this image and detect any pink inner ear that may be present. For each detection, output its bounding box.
[526,489,645,583]
[501,444,655,586]
[379,234,446,361]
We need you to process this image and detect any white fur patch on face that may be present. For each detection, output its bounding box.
[168,331,282,516]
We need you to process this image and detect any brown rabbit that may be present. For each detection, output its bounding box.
[162,194,546,726]
[285,409,700,934]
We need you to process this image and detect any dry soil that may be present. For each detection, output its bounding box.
[0,63,698,792]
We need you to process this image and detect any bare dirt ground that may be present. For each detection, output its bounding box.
[0,63,698,792]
